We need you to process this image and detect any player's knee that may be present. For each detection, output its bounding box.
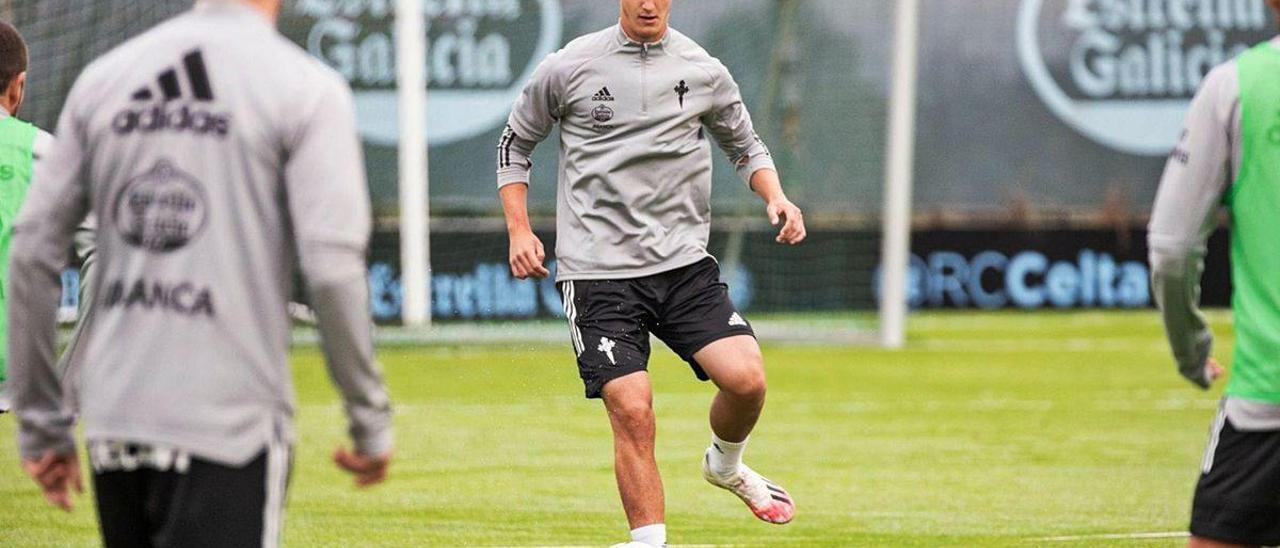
[723,364,767,402]
[607,395,655,433]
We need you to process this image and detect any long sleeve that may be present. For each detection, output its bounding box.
[56,215,97,387]
[497,55,564,188]
[702,61,776,186]
[1149,63,1237,389]
[284,77,392,457]
[9,85,92,460]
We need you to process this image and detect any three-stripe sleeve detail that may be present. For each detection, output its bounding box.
[497,126,515,169]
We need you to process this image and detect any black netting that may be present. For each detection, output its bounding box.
[2,1,189,130]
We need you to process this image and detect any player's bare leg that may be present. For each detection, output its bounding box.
[696,336,767,442]
[602,371,665,531]
[1189,536,1251,548]
[695,335,795,524]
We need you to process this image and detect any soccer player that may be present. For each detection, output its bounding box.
[498,1,804,545]
[1151,1,1280,545]
[8,1,393,545]
[0,21,53,414]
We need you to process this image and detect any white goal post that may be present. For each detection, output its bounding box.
[396,0,431,327]
[879,0,920,349]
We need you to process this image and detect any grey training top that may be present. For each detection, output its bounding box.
[9,0,392,465]
[497,25,776,281]
[1149,36,1280,431]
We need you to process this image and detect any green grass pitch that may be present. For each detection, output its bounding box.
[0,310,1235,546]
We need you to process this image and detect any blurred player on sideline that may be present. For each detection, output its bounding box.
[1151,1,1280,546]
[0,21,52,413]
[498,0,804,545]
[7,1,393,546]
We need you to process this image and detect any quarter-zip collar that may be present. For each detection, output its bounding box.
[614,23,671,52]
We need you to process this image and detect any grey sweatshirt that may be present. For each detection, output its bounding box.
[497,25,776,281]
[1150,36,1280,430]
[8,0,392,465]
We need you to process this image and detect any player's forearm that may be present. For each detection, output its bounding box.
[749,169,786,204]
[8,222,77,459]
[1151,246,1213,388]
[57,221,98,380]
[304,243,393,456]
[499,183,534,235]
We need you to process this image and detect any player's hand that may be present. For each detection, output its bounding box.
[22,451,83,511]
[1204,357,1225,385]
[333,447,391,488]
[508,229,550,279]
[1181,356,1224,389]
[767,199,806,245]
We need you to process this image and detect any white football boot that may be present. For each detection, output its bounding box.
[702,449,796,524]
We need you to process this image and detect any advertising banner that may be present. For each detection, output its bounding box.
[356,225,1231,322]
[893,227,1230,310]
[366,226,880,322]
[915,0,1273,213]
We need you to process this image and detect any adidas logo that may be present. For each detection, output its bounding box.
[112,49,230,138]
[132,50,215,103]
[728,313,748,327]
[591,87,615,102]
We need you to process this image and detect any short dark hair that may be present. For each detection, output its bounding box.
[0,22,27,92]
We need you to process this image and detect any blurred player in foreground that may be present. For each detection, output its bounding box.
[0,21,52,413]
[498,0,804,545]
[7,1,393,546]
[1151,1,1280,545]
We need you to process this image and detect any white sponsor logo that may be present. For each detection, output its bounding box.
[1016,0,1269,156]
[286,0,562,146]
[728,312,748,327]
[598,337,617,365]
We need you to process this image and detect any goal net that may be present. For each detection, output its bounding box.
[8,0,903,345]
[369,0,900,345]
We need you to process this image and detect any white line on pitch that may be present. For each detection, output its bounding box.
[1034,531,1188,542]
[522,545,724,548]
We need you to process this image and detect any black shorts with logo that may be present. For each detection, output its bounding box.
[559,257,756,399]
[1190,410,1280,546]
[90,441,292,548]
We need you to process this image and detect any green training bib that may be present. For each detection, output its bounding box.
[1225,43,1280,402]
[0,115,38,382]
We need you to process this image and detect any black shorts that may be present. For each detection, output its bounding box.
[90,441,292,548]
[559,257,756,399]
[1190,410,1280,546]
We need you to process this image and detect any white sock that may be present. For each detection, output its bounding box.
[630,523,666,547]
[707,433,747,477]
